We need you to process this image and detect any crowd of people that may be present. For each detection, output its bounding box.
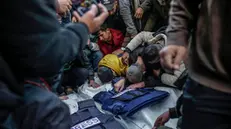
[1,0,231,129]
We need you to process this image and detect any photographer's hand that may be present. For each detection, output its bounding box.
[73,4,109,33]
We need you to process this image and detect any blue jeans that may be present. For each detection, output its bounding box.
[87,50,103,72]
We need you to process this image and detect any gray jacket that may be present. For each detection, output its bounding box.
[119,0,138,36]
[126,31,166,51]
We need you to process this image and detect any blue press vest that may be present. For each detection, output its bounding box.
[71,99,125,129]
[93,88,169,116]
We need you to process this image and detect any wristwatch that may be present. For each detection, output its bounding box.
[121,47,126,51]
[123,47,132,53]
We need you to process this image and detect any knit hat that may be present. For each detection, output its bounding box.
[126,64,143,83]
[98,66,114,83]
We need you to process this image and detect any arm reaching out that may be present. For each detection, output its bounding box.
[2,0,108,79]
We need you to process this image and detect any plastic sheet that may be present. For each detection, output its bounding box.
[63,76,182,129]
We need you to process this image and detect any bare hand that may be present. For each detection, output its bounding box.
[160,45,187,71]
[73,4,109,33]
[56,0,72,14]
[112,49,124,56]
[72,16,78,23]
[59,95,69,100]
[89,80,100,88]
[114,78,125,92]
[122,52,129,65]
[127,82,145,90]
[153,111,170,129]
[134,7,144,19]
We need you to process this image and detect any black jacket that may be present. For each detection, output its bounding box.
[0,55,22,125]
[1,0,89,128]
[2,0,89,82]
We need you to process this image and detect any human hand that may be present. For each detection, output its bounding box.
[109,1,118,15]
[56,0,72,14]
[59,95,69,100]
[134,7,144,19]
[160,45,187,71]
[72,4,109,33]
[89,80,100,88]
[122,52,129,65]
[126,82,145,90]
[112,49,124,56]
[153,111,170,129]
[114,79,125,92]
[72,16,78,23]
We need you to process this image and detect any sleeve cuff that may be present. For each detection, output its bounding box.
[78,22,90,34]
[167,30,189,46]
[124,47,132,53]
[138,5,145,11]
[169,107,179,118]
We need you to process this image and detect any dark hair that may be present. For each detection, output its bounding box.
[98,66,114,83]
[100,24,108,31]
[142,44,162,70]
[142,44,160,62]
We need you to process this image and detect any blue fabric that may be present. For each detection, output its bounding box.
[93,88,169,116]
[90,51,103,72]
[112,77,124,86]
[85,49,103,72]
[71,99,125,129]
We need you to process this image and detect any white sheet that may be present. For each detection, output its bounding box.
[63,76,182,129]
